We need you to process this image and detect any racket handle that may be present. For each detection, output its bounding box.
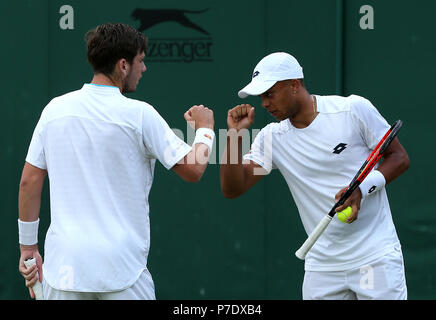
[24,258,44,300]
[295,215,332,260]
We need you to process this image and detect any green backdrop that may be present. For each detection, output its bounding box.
[1,0,435,299]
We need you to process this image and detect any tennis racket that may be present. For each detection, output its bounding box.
[24,258,44,300]
[295,120,403,260]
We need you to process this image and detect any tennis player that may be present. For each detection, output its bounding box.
[220,52,410,299]
[18,23,215,300]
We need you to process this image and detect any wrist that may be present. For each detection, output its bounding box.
[196,123,214,130]
[193,128,215,152]
[20,243,38,250]
[20,244,39,257]
[227,127,247,135]
[359,170,386,200]
[227,127,239,135]
[18,218,39,246]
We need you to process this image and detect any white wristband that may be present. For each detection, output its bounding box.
[18,219,39,245]
[359,170,386,200]
[193,128,215,153]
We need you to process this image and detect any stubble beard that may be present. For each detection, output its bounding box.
[122,77,135,93]
[121,70,140,93]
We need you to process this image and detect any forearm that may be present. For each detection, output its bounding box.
[19,179,44,222]
[18,165,46,250]
[220,132,246,198]
[377,139,410,184]
[186,143,210,180]
[174,143,211,183]
[18,179,44,296]
[19,187,42,250]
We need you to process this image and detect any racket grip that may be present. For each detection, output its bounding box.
[295,215,333,260]
[24,258,44,300]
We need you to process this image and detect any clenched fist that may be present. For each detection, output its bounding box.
[184,105,214,130]
[227,104,255,131]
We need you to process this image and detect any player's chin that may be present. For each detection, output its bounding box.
[273,113,285,121]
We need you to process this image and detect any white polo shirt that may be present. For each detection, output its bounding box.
[26,83,192,292]
[244,94,401,271]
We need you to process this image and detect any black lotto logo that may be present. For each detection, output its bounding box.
[333,143,348,154]
[368,185,377,194]
[147,39,213,63]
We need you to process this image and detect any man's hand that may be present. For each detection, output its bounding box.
[227,104,255,131]
[184,105,214,130]
[334,187,362,223]
[18,245,43,299]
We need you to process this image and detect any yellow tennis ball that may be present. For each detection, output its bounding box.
[337,206,352,223]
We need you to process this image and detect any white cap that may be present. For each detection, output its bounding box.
[238,52,304,98]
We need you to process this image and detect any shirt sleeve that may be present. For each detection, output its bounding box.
[242,125,276,174]
[141,104,192,170]
[25,112,47,170]
[349,95,391,150]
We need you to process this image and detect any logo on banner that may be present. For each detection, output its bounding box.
[131,8,213,63]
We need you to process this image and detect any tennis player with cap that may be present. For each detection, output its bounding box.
[18,23,215,300]
[220,52,410,299]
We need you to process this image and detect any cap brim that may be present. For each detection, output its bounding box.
[238,80,277,98]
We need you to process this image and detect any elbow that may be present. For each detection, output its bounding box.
[19,176,35,191]
[190,173,203,183]
[185,169,204,183]
[173,162,207,183]
[403,158,410,171]
[19,178,29,190]
[223,192,240,199]
[221,186,242,199]
[402,153,410,173]
[219,176,245,199]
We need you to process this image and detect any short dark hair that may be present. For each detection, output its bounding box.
[85,23,148,76]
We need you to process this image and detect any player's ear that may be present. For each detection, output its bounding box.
[116,58,130,77]
[290,79,300,94]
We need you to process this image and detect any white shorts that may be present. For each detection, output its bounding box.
[303,248,407,300]
[42,268,156,300]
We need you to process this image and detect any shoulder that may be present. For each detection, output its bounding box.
[123,98,172,132]
[315,95,352,114]
[316,94,378,115]
[46,89,82,106]
[347,94,376,110]
[124,97,162,119]
[260,119,290,135]
[346,95,382,120]
[43,87,96,112]
[38,89,83,120]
